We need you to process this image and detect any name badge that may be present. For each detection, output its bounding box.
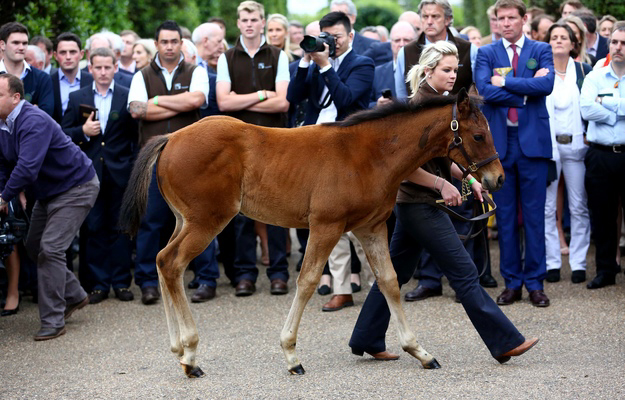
[174,83,190,90]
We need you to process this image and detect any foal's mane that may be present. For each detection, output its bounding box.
[325,94,482,128]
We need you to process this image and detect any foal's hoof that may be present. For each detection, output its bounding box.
[423,358,442,369]
[182,364,206,378]
[288,364,306,375]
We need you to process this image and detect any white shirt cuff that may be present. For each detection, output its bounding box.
[319,64,332,74]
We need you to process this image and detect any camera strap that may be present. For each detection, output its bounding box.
[319,91,333,109]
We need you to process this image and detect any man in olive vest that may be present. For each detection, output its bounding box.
[127,20,219,305]
[394,0,476,99]
[216,1,291,297]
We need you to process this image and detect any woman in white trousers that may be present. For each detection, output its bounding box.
[544,23,591,283]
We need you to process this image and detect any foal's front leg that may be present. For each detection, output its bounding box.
[353,227,441,369]
[280,225,343,374]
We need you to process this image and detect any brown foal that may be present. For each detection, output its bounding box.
[120,89,504,378]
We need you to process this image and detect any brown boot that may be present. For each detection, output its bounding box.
[322,294,354,312]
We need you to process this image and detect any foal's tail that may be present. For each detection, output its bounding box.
[119,134,170,237]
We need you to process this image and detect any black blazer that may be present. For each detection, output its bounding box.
[51,69,94,123]
[594,34,609,66]
[61,84,138,187]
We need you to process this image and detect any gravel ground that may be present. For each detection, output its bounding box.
[1,237,624,399]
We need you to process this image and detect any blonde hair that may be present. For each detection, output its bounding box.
[133,39,156,59]
[561,15,590,64]
[460,26,480,36]
[237,1,265,19]
[406,41,458,98]
[266,13,293,62]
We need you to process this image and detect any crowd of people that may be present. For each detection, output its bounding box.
[0,0,623,355]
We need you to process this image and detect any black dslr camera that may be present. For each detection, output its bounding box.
[300,32,336,58]
[0,202,28,260]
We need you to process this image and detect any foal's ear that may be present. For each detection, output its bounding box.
[456,87,471,114]
[457,87,469,104]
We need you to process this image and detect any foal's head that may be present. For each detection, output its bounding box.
[447,89,504,192]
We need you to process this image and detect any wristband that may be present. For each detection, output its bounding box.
[468,177,477,185]
[153,95,159,105]
[258,91,265,101]
[434,176,441,192]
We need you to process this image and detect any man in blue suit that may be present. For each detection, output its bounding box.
[287,11,374,310]
[474,0,555,307]
[287,12,374,125]
[369,21,416,108]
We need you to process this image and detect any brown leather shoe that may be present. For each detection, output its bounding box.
[529,290,550,307]
[322,294,354,312]
[496,288,522,305]
[496,338,539,363]
[351,347,400,360]
[270,279,288,295]
[235,279,256,297]
[368,350,400,360]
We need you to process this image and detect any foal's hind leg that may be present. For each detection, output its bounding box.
[353,226,441,369]
[280,224,344,375]
[160,214,185,359]
[157,222,217,378]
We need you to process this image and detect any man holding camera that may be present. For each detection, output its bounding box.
[0,74,99,340]
[287,11,374,311]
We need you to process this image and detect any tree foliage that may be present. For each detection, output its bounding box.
[462,0,489,35]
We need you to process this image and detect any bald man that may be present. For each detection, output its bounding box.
[192,22,225,74]
[399,11,422,37]
[369,21,417,108]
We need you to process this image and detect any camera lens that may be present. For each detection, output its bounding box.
[300,36,319,53]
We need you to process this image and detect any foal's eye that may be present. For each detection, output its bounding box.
[473,134,484,142]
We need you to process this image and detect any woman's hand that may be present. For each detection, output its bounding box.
[471,180,485,203]
[440,180,462,207]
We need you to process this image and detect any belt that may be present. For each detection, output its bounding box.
[589,142,625,153]
[555,135,572,145]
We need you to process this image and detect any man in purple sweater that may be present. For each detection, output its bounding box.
[0,74,99,341]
